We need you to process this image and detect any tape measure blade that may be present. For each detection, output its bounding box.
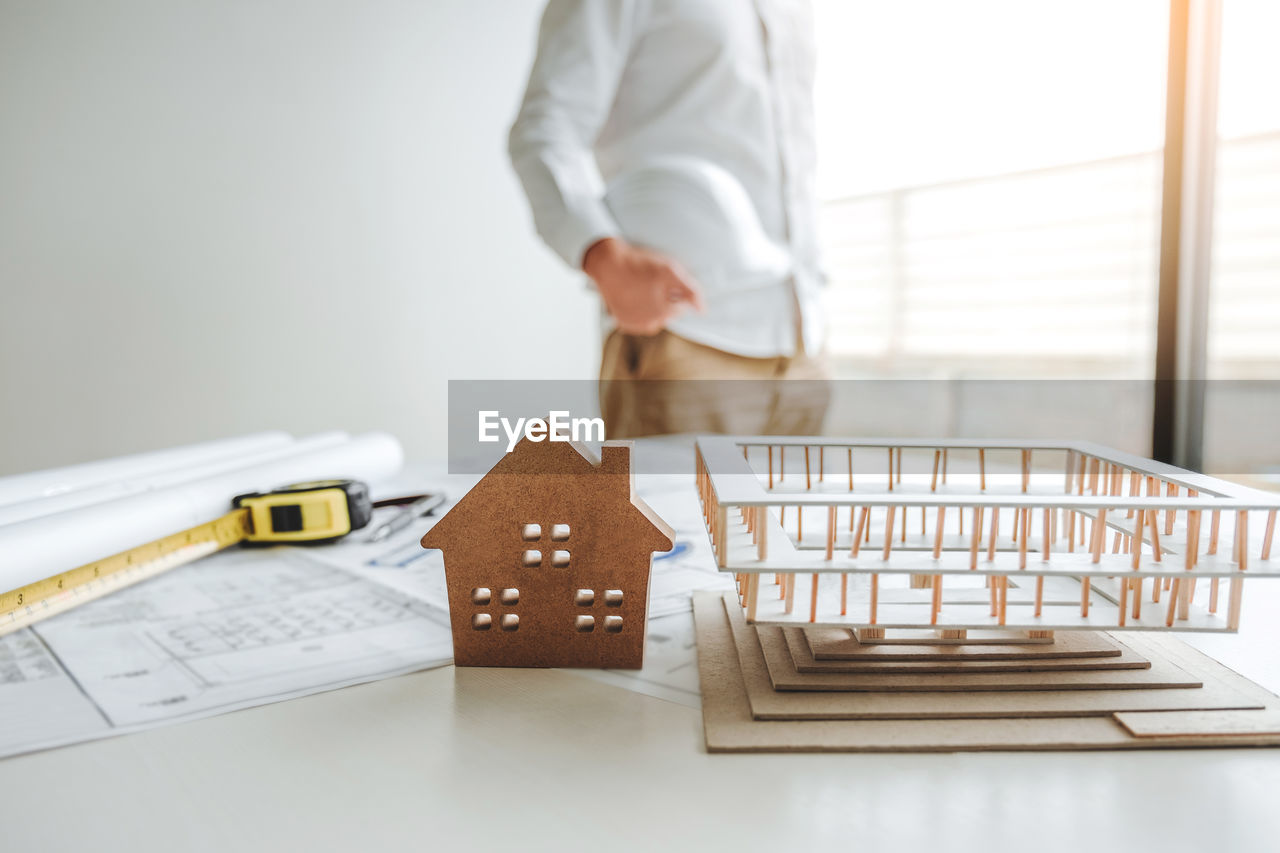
[0,510,249,637]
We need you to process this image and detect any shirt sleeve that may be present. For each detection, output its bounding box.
[508,0,638,269]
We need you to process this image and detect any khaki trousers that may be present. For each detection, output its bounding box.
[599,329,830,438]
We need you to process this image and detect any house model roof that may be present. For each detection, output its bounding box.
[422,438,674,554]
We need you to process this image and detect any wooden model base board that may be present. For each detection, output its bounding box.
[716,596,1255,719]
[696,593,1280,749]
[810,627,1114,660]
[850,628,1055,645]
[755,623,1198,692]
[1114,709,1280,737]
[783,628,1145,675]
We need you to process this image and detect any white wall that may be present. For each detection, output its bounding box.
[0,0,598,474]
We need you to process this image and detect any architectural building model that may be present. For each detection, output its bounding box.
[695,437,1280,639]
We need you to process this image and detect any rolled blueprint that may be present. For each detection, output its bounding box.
[0,431,404,594]
[0,431,294,508]
[0,432,350,527]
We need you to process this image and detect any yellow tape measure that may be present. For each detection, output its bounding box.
[0,479,372,637]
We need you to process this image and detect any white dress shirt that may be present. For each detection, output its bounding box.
[508,0,824,358]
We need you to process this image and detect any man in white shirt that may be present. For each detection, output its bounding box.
[509,0,829,437]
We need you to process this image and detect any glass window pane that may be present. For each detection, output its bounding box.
[1203,0,1280,479]
[813,0,1169,448]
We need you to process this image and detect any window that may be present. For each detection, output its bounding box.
[501,614,519,631]
[551,524,571,541]
[471,587,491,605]
[812,1,1169,452]
[604,590,623,607]
[575,589,594,606]
[551,550,570,568]
[522,549,542,568]
[1202,0,1280,478]
[472,613,492,631]
[604,616,623,633]
[576,615,595,632]
[500,588,519,605]
[521,523,542,541]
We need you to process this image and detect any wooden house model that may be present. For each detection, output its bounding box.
[421,438,674,668]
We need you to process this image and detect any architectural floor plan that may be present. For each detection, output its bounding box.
[0,548,454,758]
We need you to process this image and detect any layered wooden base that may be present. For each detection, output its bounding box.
[695,592,1280,750]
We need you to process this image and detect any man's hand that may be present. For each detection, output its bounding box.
[582,237,705,335]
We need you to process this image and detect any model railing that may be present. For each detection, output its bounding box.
[696,437,1280,635]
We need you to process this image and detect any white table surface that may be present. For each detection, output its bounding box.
[5,651,1280,852]
[5,444,1280,852]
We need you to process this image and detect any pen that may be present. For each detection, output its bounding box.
[367,492,446,542]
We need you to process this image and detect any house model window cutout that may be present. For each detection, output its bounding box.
[421,437,674,669]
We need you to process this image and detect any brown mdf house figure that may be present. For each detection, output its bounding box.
[421,438,674,669]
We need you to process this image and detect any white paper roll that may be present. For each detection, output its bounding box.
[0,432,350,527]
[0,432,295,508]
[0,431,404,594]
